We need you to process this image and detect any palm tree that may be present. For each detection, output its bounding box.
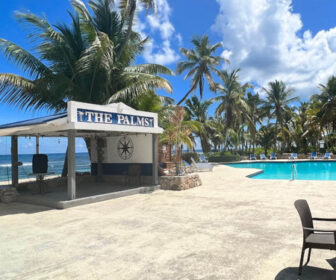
[160,106,200,174]
[263,80,298,152]
[257,125,276,155]
[207,117,225,152]
[184,95,212,153]
[0,0,173,111]
[176,35,227,105]
[212,69,251,132]
[246,92,263,152]
[0,0,173,174]
[117,0,156,60]
[316,76,336,136]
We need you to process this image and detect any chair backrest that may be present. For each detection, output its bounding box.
[271,152,275,157]
[250,154,255,158]
[312,151,317,156]
[294,200,314,237]
[191,157,197,164]
[292,153,297,157]
[325,152,330,157]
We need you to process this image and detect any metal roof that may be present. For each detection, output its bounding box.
[0,112,67,129]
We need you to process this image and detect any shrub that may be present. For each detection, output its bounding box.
[182,152,200,164]
[205,151,241,162]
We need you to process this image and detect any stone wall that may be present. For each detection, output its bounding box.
[0,187,19,203]
[159,174,202,191]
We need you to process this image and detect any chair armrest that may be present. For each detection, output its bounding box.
[303,227,336,233]
[312,217,336,221]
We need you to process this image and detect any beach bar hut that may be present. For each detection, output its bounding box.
[0,101,162,208]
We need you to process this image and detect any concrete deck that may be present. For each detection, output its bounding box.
[1,165,336,279]
[17,182,160,209]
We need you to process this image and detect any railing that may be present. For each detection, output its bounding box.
[291,164,297,181]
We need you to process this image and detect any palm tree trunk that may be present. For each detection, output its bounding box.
[116,0,136,61]
[177,87,196,105]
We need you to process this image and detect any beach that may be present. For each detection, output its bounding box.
[1,165,335,279]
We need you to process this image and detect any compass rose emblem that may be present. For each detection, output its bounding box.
[117,136,134,160]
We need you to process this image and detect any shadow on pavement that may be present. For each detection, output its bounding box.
[275,258,336,280]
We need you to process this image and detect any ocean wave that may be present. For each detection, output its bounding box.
[0,162,33,168]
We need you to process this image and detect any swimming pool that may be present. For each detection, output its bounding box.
[227,161,336,180]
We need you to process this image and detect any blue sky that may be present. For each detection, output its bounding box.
[1,0,336,154]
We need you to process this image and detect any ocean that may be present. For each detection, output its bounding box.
[0,153,91,183]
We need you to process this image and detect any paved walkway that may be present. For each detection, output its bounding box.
[1,165,336,279]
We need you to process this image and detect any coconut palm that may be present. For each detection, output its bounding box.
[0,0,173,112]
[0,0,173,175]
[176,35,227,105]
[160,106,200,174]
[315,76,336,135]
[263,80,298,152]
[257,125,276,155]
[184,95,212,153]
[246,92,263,152]
[117,0,156,60]
[212,69,251,131]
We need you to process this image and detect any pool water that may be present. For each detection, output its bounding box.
[227,161,336,180]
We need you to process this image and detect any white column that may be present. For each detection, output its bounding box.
[152,134,158,185]
[11,136,19,187]
[67,130,76,200]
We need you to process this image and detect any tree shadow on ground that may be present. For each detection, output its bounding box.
[275,257,336,280]
[0,202,51,217]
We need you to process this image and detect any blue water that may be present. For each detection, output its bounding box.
[0,153,90,183]
[227,161,336,180]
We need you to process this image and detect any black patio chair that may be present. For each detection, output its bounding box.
[294,199,336,275]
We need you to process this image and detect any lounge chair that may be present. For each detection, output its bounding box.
[310,151,317,160]
[270,152,277,160]
[191,157,213,172]
[259,154,267,160]
[289,153,297,160]
[200,154,208,163]
[324,152,331,159]
[294,200,336,275]
[250,154,256,160]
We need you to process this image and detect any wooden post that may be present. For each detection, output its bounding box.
[67,130,76,200]
[11,136,18,187]
[152,134,158,185]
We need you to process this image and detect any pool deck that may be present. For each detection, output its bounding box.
[1,164,336,279]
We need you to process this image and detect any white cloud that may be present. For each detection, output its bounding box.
[143,40,180,65]
[136,0,180,65]
[212,0,336,99]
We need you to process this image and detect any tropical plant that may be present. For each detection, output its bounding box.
[176,35,227,105]
[212,69,251,131]
[257,125,276,155]
[117,0,156,60]
[160,106,200,174]
[184,95,212,153]
[246,92,263,152]
[263,80,298,152]
[0,0,173,175]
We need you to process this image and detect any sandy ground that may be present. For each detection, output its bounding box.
[1,165,336,280]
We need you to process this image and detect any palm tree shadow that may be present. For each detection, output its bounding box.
[275,257,336,280]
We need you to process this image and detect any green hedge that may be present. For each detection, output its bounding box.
[182,152,200,164]
[206,151,241,162]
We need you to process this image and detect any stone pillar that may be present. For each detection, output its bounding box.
[152,134,158,185]
[11,136,18,187]
[67,130,76,200]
